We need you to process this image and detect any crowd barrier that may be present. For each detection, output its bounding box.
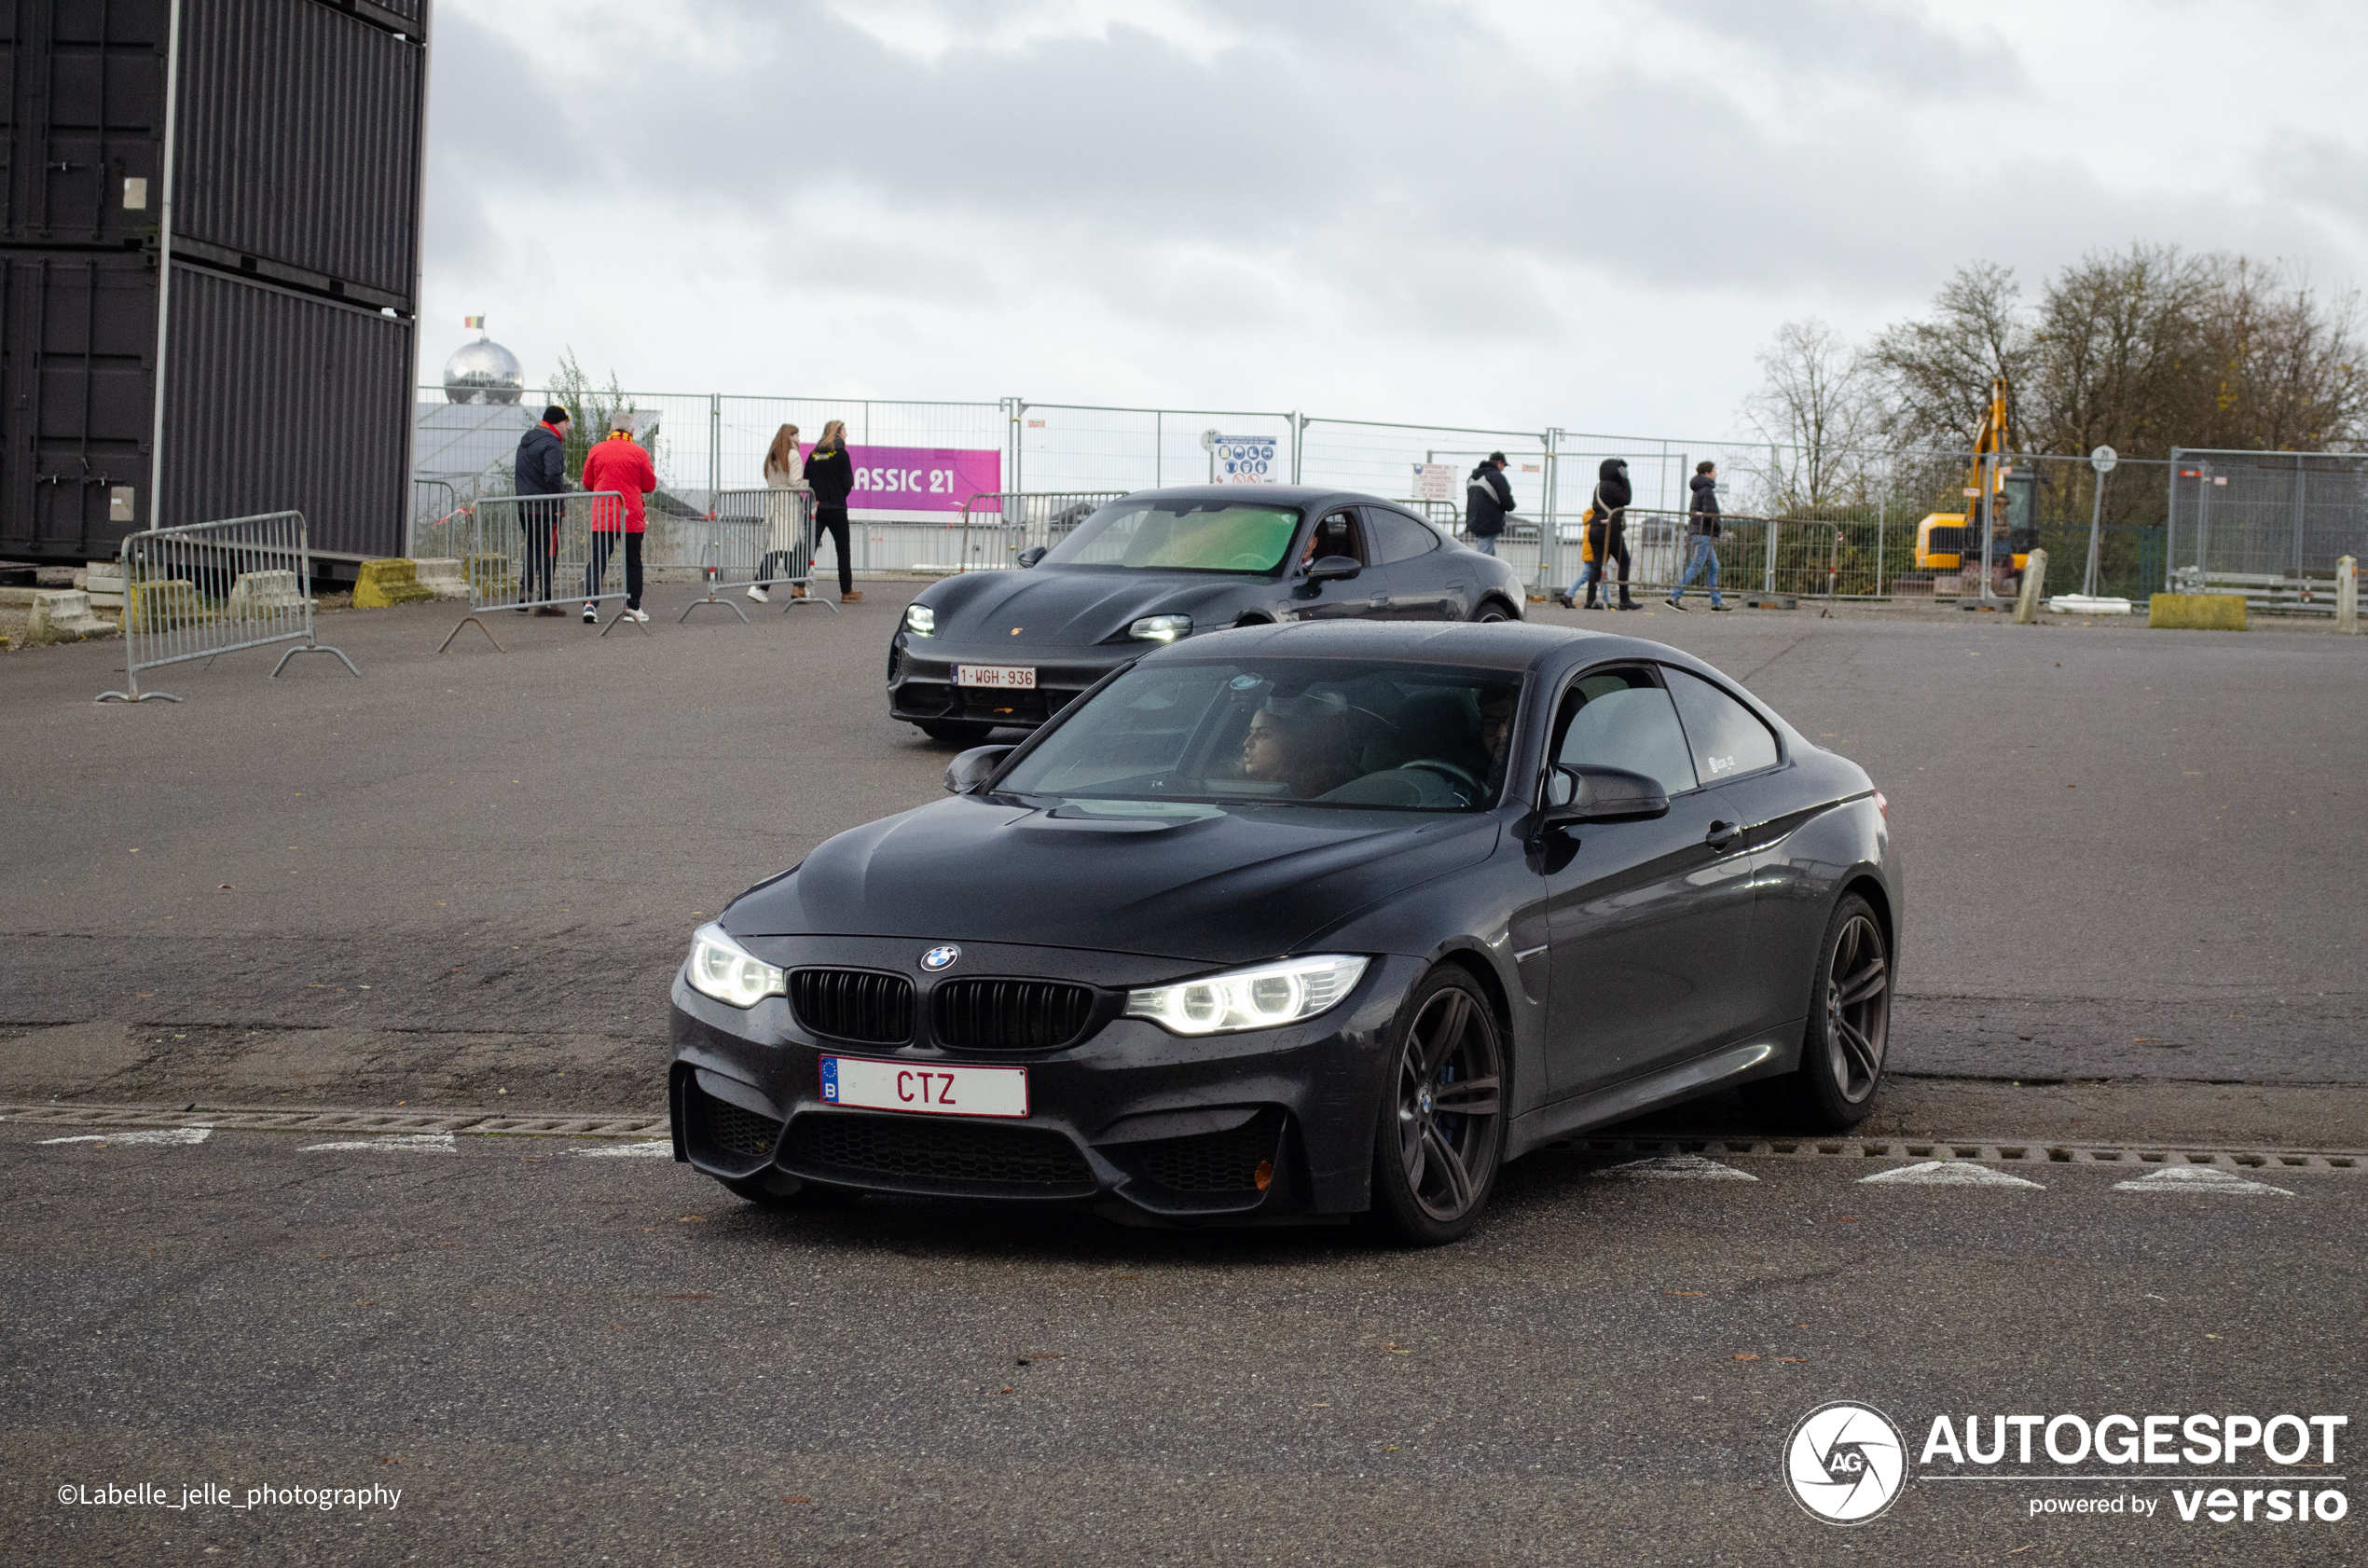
[425,491,638,653]
[96,510,358,704]
[956,491,1127,571]
[679,488,837,623]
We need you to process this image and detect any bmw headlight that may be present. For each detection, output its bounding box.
[1128,613,1191,642]
[685,922,786,1009]
[903,603,936,636]
[1123,955,1368,1036]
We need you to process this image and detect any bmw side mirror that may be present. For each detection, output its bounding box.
[1540,763,1670,829]
[944,745,1015,795]
[1016,545,1047,568]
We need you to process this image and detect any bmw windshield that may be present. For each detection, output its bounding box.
[1040,500,1303,574]
[998,659,1523,813]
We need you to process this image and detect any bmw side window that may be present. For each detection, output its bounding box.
[1549,667,1699,798]
[1662,667,1781,784]
[1364,508,1439,564]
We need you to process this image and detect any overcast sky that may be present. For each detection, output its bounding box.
[422,0,2368,444]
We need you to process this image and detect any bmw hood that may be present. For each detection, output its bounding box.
[722,794,1500,964]
[925,568,1253,646]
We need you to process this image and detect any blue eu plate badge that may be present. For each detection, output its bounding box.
[819,1057,840,1103]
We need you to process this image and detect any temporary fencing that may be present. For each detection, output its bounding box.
[2167,449,2368,612]
[955,491,1129,571]
[96,510,358,703]
[425,491,638,653]
[679,488,836,622]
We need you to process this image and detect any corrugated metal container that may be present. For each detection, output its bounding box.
[0,251,157,558]
[174,0,425,306]
[0,0,171,247]
[161,266,413,559]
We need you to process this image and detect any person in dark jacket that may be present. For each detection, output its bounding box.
[1465,452,1515,556]
[1668,461,1728,611]
[513,405,571,613]
[803,419,860,602]
[1578,457,1636,610]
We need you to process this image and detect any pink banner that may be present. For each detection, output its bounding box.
[802,445,1002,514]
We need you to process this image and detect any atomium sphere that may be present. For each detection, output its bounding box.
[443,337,525,405]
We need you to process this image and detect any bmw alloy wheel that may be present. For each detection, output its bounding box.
[1390,977,1505,1230]
[1821,910,1889,1105]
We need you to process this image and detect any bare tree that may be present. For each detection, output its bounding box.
[1740,317,1879,513]
[1865,262,2032,455]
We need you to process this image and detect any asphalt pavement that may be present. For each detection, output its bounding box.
[6,1119,2359,1565]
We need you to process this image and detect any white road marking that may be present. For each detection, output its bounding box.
[300,1134,456,1155]
[1860,1161,2044,1188]
[573,1141,672,1158]
[40,1126,212,1147]
[1601,1154,1758,1181]
[2113,1165,2292,1196]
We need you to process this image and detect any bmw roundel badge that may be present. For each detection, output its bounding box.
[921,944,960,971]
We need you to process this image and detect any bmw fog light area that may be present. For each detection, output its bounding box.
[902,603,936,636]
[1123,955,1368,1036]
[1127,612,1191,642]
[685,923,786,1009]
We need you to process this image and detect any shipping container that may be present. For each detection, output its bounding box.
[0,0,428,569]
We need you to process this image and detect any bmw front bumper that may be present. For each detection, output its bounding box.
[668,936,1418,1223]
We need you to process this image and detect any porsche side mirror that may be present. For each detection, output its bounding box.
[944,745,1015,795]
[1016,545,1047,568]
[1295,555,1361,597]
[1540,763,1670,829]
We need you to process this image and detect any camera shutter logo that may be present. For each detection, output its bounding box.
[922,945,960,971]
[1785,1401,1908,1525]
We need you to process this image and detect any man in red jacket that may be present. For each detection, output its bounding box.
[580,416,659,623]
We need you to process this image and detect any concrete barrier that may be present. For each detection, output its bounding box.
[28,589,117,641]
[2148,593,2248,631]
[2339,556,2358,635]
[410,557,473,602]
[226,570,312,620]
[2013,547,2048,625]
[127,578,211,630]
[352,558,435,610]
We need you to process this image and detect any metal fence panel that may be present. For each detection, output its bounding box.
[97,509,358,702]
[678,488,836,622]
[952,491,1128,571]
[427,491,640,652]
[2168,449,2368,606]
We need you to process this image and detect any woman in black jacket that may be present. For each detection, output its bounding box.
[803,420,860,602]
[1585,457,1637,610]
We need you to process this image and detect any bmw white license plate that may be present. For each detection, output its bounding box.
[954,664,1037,690]
[819,1055,1029,1118]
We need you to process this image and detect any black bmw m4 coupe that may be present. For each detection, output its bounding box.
[886,486,1529,744]
[672,621,1902,1243]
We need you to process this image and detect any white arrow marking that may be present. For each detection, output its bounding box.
[300,1133,455,1155]
[1860,1161,2044,1188]
[40,1126,212,1147]
[1601,1154,1758,1181]
[2113,1165,2292,1196]
[574,1141,672,1158]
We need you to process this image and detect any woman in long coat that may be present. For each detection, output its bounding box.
[750,424,808,602]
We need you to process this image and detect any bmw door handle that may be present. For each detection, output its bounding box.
[1704,820,1742,850]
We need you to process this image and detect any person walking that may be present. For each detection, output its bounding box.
[1465,452,1515,556]
[1585,458,1636,611]
[579,415,657,623]
[804,419,861,602]
[1668,460,1728,612]
[513,404,571,614]
[750,423,809,603]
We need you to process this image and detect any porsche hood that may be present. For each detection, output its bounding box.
[924,568,1247,647]
[722,794,1500,964]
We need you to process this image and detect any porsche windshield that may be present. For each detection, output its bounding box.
[1040,500,1302,574]
[998,659,1523,813]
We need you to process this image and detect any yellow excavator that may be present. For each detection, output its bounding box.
[1915,376,2034,592]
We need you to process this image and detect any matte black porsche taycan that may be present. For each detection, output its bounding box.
[672,621,1902,1243]
[886,486,1530,744]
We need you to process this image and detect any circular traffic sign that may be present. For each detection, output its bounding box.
[2090,445,2118,474]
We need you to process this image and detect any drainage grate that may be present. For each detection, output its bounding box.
[0,1102,670,1141]
[1560,1135,2363,1172]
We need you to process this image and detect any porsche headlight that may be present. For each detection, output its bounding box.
[1123,955,1368,1036]
[903,603,936,636]
[685,922,786,1009]
[1128,613,1191,642]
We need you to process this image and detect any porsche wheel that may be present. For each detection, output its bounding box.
[1361,967,1506,1245]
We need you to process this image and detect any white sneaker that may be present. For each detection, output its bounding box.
[745,585,770,603]
[582,603,597,624]
[623,607,650,624]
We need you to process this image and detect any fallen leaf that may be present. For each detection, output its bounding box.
[1664,1290,1709,1298]
[217,884,233,890]
[1383,1341,1413,1354]
[1112,1274,1141,1282]
[678,1215,706,1223]
[780,1495,812,1506]
[379,1458,403,1465]
[1732,1353,1760,1362]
